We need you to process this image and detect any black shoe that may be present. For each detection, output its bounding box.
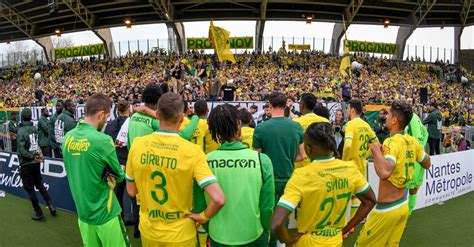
[32,213,46,222]
[47,204,57,216]
[133,226,140,239]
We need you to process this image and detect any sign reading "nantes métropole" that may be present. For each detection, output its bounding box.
[345,40,398,55]
[187,37,253,49]
[55,43,105,59]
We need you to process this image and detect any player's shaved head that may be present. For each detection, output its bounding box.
[157,92,184,123]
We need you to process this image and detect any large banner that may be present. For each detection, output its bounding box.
[187,37,253,49]
[0,151,76,212]
[196,101,342,123]
[415,150,473,209]
[344,40,398,55]
[20,102,342,124]
[288,44,311,50]
[367,150,474,210]
[0,150,133,214]
[55,43,105,59]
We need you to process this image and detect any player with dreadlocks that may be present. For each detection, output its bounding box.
[196,104,275,246]
[271,122,376,247]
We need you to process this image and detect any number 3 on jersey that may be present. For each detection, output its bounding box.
[316,192,351,229]
[151,171,168,205]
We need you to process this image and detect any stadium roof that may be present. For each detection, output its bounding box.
[0,0,473,43]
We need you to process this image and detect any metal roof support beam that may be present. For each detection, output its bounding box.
[329,0,363,56]
[455,0,472,63]
[394,0,436,60]
[454,26,462,63]
[261,0,267,20]
[166,22,185,53]
[412,0,436,27]
[254,0,267,52]
[36,36,54,62]
[0,1,53,61]
[394,26,414,60]
[460,0,472,27]
[96,28,116,58]
[149,0,174,20]
[255,20,265,52]
[62,0,112,57]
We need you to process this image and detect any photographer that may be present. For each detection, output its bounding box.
[17,108,56,222]
[373,109,390,144]
[332,109,346,156]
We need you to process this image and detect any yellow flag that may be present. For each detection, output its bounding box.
[340,39,351,77]
[209,20,236,63]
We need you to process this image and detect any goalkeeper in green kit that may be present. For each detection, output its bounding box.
[406,112,429,216]
[63,94,129,246]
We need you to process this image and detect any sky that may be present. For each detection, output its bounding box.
[0,21,473,62]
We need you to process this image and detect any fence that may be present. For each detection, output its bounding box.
[0,36,455,68]
[0,49,47,68]
[108,37,454,64]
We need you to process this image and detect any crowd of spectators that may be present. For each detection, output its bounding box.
[0,49,472,125]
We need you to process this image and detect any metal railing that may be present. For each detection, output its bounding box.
[0,36,456,68]
[0,49,47,68]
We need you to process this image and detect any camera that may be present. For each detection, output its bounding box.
[334,125,343,134]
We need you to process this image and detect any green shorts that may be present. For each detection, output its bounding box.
[407,163,425,189]
[78,216,130,247]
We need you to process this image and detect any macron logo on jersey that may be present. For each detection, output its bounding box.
[208,159,257,169]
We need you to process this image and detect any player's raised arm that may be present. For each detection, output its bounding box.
[371,142,396,180]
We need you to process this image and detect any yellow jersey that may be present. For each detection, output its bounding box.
[189,119,208,150]
[178,117,191,132]
[382,133,427,189]
[125,130,217,242]
[293,113,329,130]
[241,126,255,149]
[278,157,370,246]
[343,117,378,174]
[204,129,220,154]
[293,113,330,168]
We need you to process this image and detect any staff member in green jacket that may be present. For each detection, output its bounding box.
[49,100,63,158]
[55,100,77,158]
[62,94,128,246]
[199,104,275,246]
[17,108,56,222]
[38,108,51,157]
[422,102,442,155]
